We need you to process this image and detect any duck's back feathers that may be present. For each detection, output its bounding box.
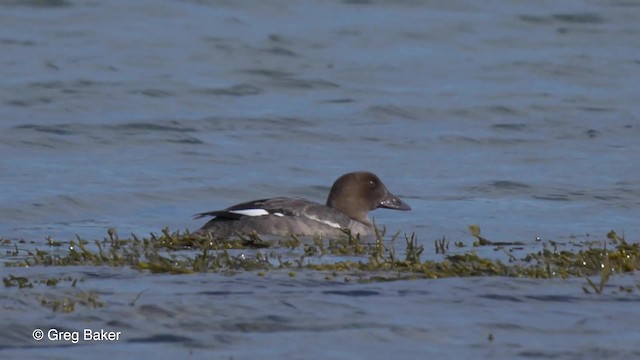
[195,197,313,220]
[194,197,354,237]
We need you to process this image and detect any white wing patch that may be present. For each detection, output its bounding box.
[306,215,342,229]
[229,209,341,229]
[229,209,269,217]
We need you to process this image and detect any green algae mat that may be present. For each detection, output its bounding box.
[3,226,639,303]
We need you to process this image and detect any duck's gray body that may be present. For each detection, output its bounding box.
[194,172,410,238]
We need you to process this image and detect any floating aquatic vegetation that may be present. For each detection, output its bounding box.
[434,236,448,254]
[3,274,79,288]
[39,290,103,313]
[2,227,639,289]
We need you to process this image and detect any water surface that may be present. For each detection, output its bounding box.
[0,0,639,358]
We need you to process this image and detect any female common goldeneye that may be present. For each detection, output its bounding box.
[193,171,411,238]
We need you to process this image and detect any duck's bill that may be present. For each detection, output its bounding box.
[379,192,411,211]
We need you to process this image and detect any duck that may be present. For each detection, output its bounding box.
[193,171,411,238]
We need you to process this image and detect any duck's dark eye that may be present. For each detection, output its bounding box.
[368,180,376,187]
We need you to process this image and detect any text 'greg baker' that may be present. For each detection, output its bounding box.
[84,329,121,341]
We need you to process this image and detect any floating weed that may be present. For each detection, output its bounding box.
[40,290,103,313]
[3,275,33,288]
[607,230,625,245]
[3,275,82,289]
[303,243,319,257]
[501,248,517,263]
[2,228,639,289]
[327,230,368,256]
[235,232,271,249]
[46,236,63,247]
[3,274,88,312]
[41,296,75,313]
[434,236,448,254]
[313,236,326,254]
[7,243,19,256]
[612,285,635,294]
[372,221,386,261]
[136,262,192,274]
[583,243,612,295]
[469,225,491,246]
[469,225,526,246]
[583,277,602,295]
[281,234,301,250]
[405,233,423,263]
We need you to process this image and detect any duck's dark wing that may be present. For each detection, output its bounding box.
[194,196,362,237]
[193,197,315,220]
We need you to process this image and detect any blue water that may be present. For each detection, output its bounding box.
[1,0,639,358]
